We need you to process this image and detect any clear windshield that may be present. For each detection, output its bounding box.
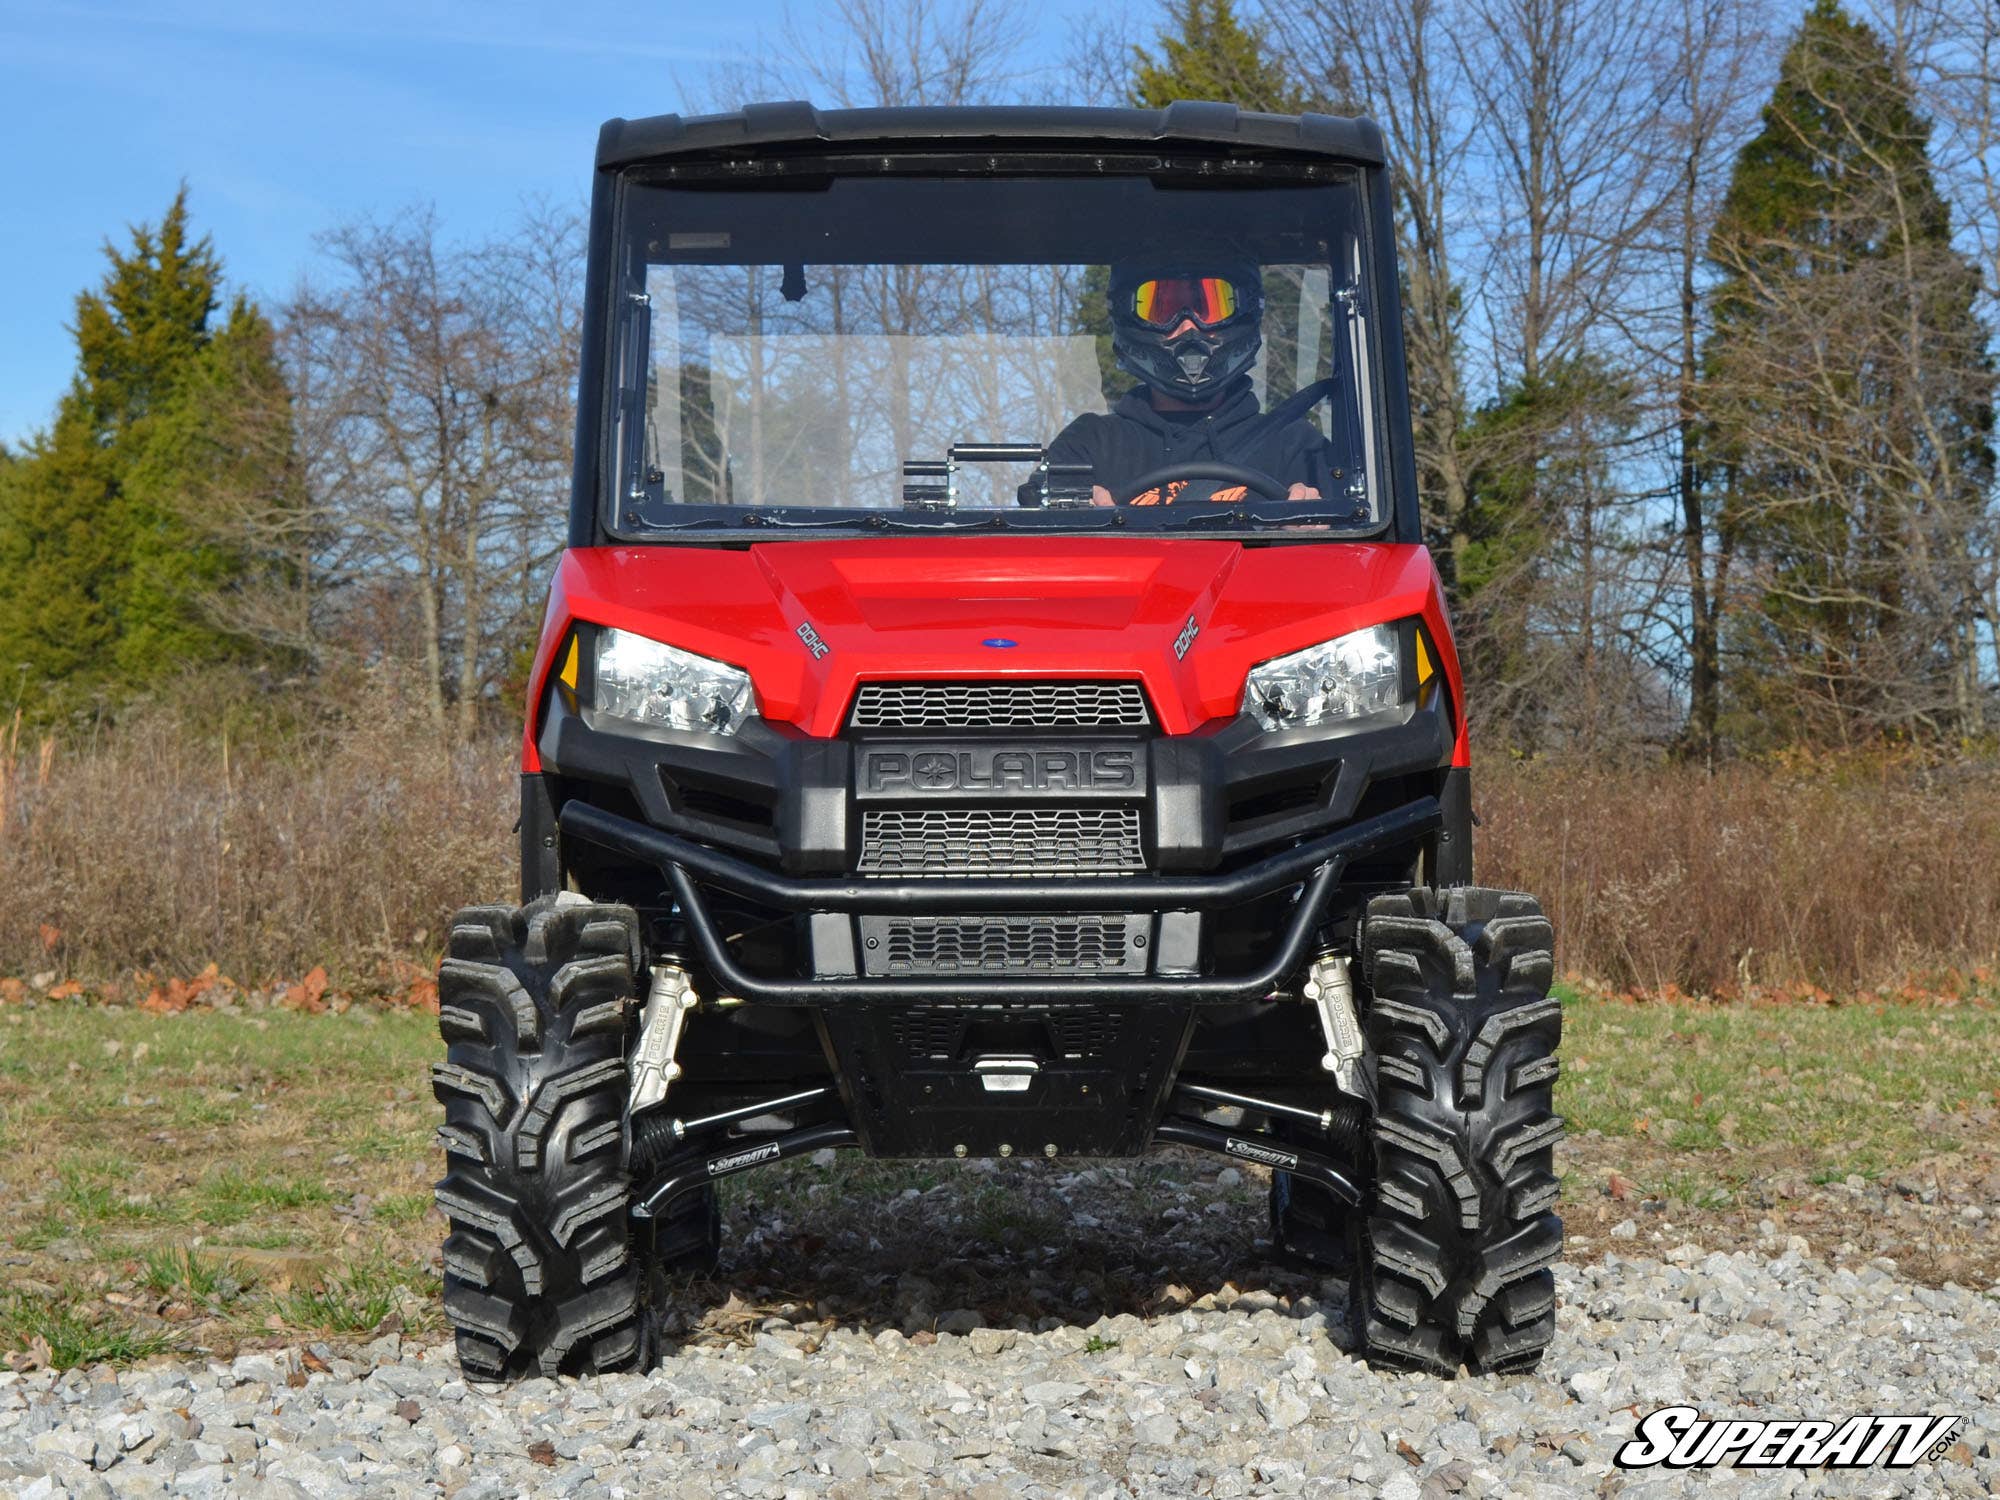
[610,166,1386,534]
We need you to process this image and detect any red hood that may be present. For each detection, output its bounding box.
[525,537,1464,752]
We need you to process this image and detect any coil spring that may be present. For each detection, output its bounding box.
[1322,1100,1370,1163]
[628,1109,687,1176]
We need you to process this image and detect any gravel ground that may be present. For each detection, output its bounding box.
[3,1159,1996,1500]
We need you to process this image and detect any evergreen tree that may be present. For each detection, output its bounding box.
[1699,0,1994,745]
[0,189,295,718]
[1457,356,1643,750]
[1129,0,1311,115]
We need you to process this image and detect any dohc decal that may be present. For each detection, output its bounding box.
[1174,614,1200,660]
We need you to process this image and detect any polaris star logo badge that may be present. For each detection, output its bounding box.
[1224,1137,1299,1170]
[912,752,957,790]
[1174,614,1200,660]
[796,621,830,660]
[705,1142,783,1178]
[1615,1407,1961,1472]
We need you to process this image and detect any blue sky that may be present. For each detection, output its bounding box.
[0,0,1106,446]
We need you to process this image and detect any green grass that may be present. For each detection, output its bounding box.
[58,1171,164,1224]
[371,1192,433,1226]
[140,1247,245,1305]
[270,1262,434,1334]
[15,1214,71,1252]
[1556,991,1997,1174]
[0,1290,175,1367]
[0,1004,441,1366]
[228,1226,314,1250]
[196,1171,336,1225]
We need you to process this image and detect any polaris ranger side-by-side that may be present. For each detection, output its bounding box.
[431,101,1563,1381]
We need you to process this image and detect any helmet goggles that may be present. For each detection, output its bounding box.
[1130,275,1243,329]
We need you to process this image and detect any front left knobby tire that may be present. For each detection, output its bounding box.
[431,897,648,1379]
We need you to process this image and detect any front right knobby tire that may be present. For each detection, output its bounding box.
[1354,887,1564,1375]
[431,897,647,1379]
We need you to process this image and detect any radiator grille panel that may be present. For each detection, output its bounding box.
[850,681,1149,729]
[858,807,1145,877]
[890,1005,1129,1061]
[859,915,1142,975]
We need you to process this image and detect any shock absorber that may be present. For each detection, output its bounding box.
[1303,952,1373,1106]
[628,962,697,1116]
[1322,1098,1370,1163]
[628,1085,834,1176]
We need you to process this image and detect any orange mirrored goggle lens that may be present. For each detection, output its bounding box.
[1131,276,1239,328]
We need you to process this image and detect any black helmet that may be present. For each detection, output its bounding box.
[1108,261,1264,401]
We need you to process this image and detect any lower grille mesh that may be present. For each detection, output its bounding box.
[891,1006,1128,1061]
[866,915,1138,975]
[859,807,1145,877]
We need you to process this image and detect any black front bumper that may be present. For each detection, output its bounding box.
[559,795,1440,1003]
[537,684,1458,1158]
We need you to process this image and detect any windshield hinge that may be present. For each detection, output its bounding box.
[901,458,956,509]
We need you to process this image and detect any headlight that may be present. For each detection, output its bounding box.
[592,628,757,735]
[1242,624,1403,731]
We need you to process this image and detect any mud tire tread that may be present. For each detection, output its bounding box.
[1354,886,1563,1376]
[432,897,646,1379]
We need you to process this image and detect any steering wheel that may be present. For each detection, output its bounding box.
[1110,461,1292,506]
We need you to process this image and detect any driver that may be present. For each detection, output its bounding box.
[1025,261,1338,507]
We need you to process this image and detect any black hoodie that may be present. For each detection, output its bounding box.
[1021,377,1340,506]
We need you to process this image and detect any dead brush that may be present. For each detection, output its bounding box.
[1480,756,2000,995]
[5,695,1998,997]
[0,687,515,985]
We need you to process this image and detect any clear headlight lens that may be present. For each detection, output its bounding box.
[592,628,756,735]
[1242,624,1403,731]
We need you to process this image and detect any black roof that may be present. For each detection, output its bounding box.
[596,101,1385,172]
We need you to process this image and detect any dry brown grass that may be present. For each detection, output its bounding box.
[1481,756,2000,993]
[6,695,1999,996]
[0,694,514,985]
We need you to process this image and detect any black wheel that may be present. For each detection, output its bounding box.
[431,896,649,1379]
[1353,887,1563,1375]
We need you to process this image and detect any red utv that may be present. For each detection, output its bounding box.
[431,100,1562,1381]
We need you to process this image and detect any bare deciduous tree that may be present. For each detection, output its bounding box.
[1268,0,1484,558]
[1878,0,2000,712]
[281,205,583,739]
[1639,0,1773,762]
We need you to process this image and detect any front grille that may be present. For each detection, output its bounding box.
[858,807,1145,877]
[849,681,1150,729]
[859,915,1143,975]
[891,1005,1129,1061]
